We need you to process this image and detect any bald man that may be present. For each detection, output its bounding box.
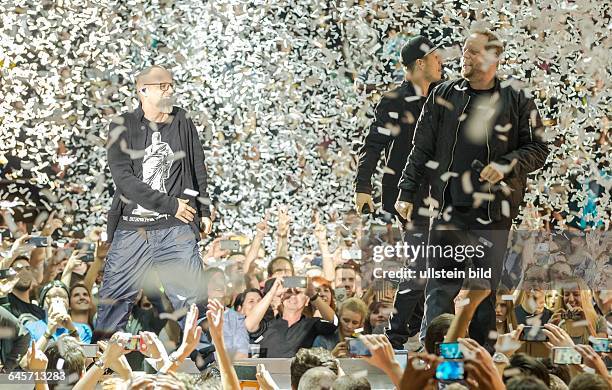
[97,65,213,339]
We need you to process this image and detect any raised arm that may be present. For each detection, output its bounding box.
[243,212,269,274]
[275,206,290,258]
[207,299,241,390]
[83,241,108,292]
[313,213,335,282]
[245,278,282,333]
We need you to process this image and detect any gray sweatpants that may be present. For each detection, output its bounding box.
[95,225,203,336]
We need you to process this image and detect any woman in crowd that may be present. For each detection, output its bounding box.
[307,276,335,318]
[495,288,518,334]
[515,265,553,325]
[550,277,607,344]
[25,280,92,343]
[313,297,367,357]
[68,282,96,332]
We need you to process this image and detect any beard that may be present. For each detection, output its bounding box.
[14,280,32,291]
[157,96,176,114]
[14,271,33,291]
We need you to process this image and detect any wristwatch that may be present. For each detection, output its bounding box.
[43,330,53,339]
[492,352,510,364]
[94,358,106,370]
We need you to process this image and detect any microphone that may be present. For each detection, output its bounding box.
[471,159,508,188]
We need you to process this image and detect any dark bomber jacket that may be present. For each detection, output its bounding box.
[355,81,434,218]
[398,78,550,221]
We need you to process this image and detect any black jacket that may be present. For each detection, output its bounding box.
[398,78,549,221]
[106,106,210,242]
[355,81,432,218]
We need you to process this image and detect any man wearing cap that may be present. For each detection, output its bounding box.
[354,35,443,350]
[396,29,549,347]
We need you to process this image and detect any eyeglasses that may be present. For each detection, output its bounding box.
[143,82,174,92]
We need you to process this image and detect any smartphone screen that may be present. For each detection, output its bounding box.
[80,344,98,358]
[435,361,465,381]
[589,338,610,353]
[76,241,95,262]
[234,365,257,381]
[334,287,347,303]
[438,342,464,359]
[520,326,548,342]
[283,276,307,289]
[0,268,17,280]
[124,336,141,351]
[30,236,50,247]
[220,239,240,251]
[348,338,371,357]
[553,347,582,365]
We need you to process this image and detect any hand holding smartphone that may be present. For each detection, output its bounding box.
[520,326,548,342]
[347,338,371,357]
[124,335,147,352]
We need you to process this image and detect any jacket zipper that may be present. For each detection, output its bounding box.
[439,96,471,219]
[485,116,492,221]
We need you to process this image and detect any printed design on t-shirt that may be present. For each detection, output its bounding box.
[131,131,174,220]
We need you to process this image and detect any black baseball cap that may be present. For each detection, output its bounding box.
[400,35,440,66]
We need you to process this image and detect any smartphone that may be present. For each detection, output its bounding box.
[0,229,12,243]
[334,287,347,304]
[589,338,610,353]
[50,297,67,317]
[124,335,146,351]
[520,326,548,342]
[347,338,371,357]
[435,360,465,381]
[0,268,17,280]
[283,276,307,289]
[220,239,240,252]
[234,365,257,381]
[80,344,98,358]
[30,236,50,247]
[437,342,464,359]
[342,249,362,260]
[552,347,583,365]
[76,241,95,262]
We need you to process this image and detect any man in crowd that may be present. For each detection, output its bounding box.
[0,274,31,370]
[355,35,444,349]
[98,65,213,339]
[396,29,549,347]
[1,256,45,324]
[257,283,337,357]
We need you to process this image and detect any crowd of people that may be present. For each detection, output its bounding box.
[0,199,610,389]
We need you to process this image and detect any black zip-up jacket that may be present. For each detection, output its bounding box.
[398,78,550,221]
[355,81,433,218]
[106,106,210,242]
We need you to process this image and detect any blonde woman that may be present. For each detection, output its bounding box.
[313,297,367,357]
[549,278,607,344]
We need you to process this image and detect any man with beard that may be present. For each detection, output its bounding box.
[97,65,213,340]
[396,29,549,348]
[0,256,45,324]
